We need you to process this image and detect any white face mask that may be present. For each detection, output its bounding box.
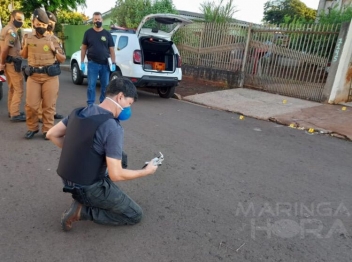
[106,97,124,111]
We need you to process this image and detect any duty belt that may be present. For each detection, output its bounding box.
[6,56,21,63]
[31,66,47,74]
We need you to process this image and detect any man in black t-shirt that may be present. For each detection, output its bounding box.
[81,12,116,105]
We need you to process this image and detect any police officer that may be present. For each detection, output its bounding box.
[21,9,66,140]
[37,11,64,122]
[0,10,25,122]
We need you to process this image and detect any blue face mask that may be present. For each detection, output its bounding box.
[118,106,131,121]
[106,97,132,121]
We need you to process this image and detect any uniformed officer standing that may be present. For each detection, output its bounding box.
[21,9,66,139]
[0,10,26,122]
[37,11,64,122]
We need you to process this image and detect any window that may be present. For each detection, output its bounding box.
[117,36,128,50]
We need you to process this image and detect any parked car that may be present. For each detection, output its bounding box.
[70,13,192,98]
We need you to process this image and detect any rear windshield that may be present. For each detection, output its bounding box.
[142,17,180,33]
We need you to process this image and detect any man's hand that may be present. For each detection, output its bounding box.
[144,160,158,175]
[81,62,85,72]
[111,63,116,71]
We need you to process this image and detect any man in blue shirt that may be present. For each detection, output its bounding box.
[47,77,158,231]
[81,11,116,105]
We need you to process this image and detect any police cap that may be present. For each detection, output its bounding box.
[33,8,49,24]
[46,11,57,23]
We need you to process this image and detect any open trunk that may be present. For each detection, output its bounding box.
[140,36,177,72]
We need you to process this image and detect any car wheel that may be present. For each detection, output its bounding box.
[157,86,175,99]
[71,62,84,85]
[110,71,122,81]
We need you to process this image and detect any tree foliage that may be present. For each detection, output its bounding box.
[0,0,30,27]
[20,0,86,18]
[317,5,352,24]
[0,0,87,28]
[54,10,88,33]
[263,0,316,25]
[200,0,237,23]
[112,0,178,28]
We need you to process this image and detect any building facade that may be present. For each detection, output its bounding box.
[317,0,352,14]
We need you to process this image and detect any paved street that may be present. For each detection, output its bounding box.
[0,71,352,262]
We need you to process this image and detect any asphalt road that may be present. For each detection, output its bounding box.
[0,71,352,262]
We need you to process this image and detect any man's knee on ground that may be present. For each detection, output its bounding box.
[129,207,143,225]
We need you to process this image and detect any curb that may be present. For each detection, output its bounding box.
[182,97,351,141]
[268,117,350,141]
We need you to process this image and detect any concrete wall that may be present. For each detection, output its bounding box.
[182,64,241,88]
[317,0,352,15]
[323,21,352,103]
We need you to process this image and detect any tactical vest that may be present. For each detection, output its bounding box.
[57,108,113,185]
[0,23,21,59]
[26,33,56,67]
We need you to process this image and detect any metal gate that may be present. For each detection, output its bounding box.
[177,22,340,102]
[244,24,340,101]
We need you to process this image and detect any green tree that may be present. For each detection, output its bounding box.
[263,0,316,25]
[317,5,352,24]
[0,0,31,27]
[19,0,87,18]
[55,10,88,33]
[200,0,237,23]
[111,0,178,29]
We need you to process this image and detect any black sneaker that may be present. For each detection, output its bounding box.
[8,111,25,118]
[43,132,49,140]
[61,200,82,232]
[54,113,64,119]
[10,114,26,122]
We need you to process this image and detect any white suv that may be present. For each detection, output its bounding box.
[70,13,192,98]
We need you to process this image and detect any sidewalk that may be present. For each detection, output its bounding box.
[60,62,352,141]
[183,88,352,141]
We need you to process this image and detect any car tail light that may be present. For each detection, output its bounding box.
[133,50,141,64]
[177,55,182,68]
[0,74,6,82]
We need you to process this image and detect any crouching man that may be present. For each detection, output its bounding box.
[47,77,158,231]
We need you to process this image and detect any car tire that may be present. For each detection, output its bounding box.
[157,86,175,99]
[0,82,3,101]
[110,70,122,81]
[71,62,84,85]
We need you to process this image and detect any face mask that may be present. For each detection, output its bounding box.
[13,20,23,28]
[94,21,102,28]
[106,97,132,121]
[47,25,53,32]
[34,27,47,35]
[118,106,131,121]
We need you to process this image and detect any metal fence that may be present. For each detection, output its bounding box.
[177,22,341,102]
